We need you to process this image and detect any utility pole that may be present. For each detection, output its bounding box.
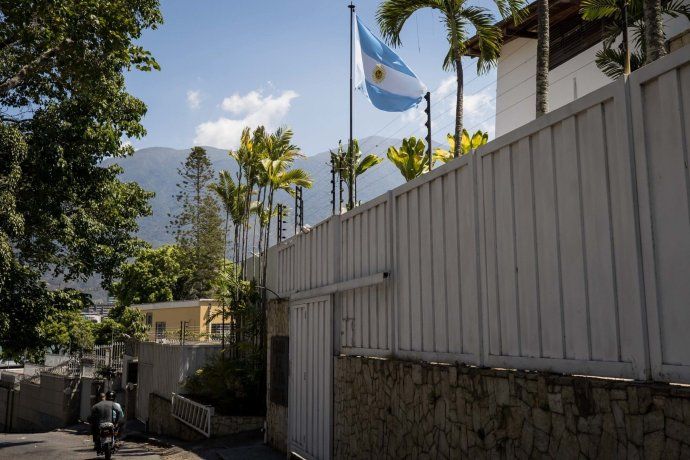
[424,91,432,171]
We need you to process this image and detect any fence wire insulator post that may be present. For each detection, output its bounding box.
[330,157,336,215]
[298,186,304,229]
[277,204,286,243]
[424,91,432,170]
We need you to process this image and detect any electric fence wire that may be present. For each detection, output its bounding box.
[301,38,592,222]
[358,39,539,154]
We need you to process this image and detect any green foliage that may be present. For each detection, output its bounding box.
[377,0,523,156]
[94,306,147,345]
[581,0,690,78]
[386,136,430,181]
[330,139,383,210]
[434,129,489,164]
[184,348,265,416]
[184,265,264,415]
[169,147,225,298]
[0,0,161,360]
[111,245,191,306]
[38,289,95,356]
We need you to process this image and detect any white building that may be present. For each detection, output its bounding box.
[466,0,690,136]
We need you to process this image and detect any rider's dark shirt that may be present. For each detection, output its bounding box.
[90,400,124,424]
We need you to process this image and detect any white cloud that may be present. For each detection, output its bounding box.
[186,90,201,110]
[433,78,496,139]
[194,89,298,149]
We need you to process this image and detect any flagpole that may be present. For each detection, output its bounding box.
[348,2,355,211]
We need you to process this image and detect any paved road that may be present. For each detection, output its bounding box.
[0,425,176,459]
[0,425,283,460]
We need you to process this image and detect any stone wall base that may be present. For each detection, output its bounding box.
[334,356,690,459]
[148,393,263,442]
[266,300,289,452]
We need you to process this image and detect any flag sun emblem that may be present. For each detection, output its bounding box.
[372,64,386,83]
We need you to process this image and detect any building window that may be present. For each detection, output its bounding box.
[210,323,232,339]
[155,321,166,339]
[146,313,153,329]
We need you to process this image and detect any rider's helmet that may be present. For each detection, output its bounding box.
[106,390,116,401]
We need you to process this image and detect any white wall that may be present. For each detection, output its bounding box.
[495,14,690,136]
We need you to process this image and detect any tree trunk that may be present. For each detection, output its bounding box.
[454,56,464,158]
[644,0,666,63]
[536,0,550,117]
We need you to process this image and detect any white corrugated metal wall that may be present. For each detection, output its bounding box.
[288,296,332,460]
[275,46,690,460]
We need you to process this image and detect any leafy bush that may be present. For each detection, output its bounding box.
[183,265,265,415]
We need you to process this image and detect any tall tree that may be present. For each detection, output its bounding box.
[378,0,524,158]
[169,147,225,298]
[536,0,550,116]
[0,0,161,360]
[581,0,689,78]
[111,245,191,306]
[644,0,665,63]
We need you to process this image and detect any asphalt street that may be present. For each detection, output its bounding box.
[0,424,284,460]
[0,425,166,459]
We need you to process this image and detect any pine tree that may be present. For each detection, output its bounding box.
[169,147,224,298]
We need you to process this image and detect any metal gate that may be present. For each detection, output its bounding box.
[288,295,333,460]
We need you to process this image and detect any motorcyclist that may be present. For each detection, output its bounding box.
[106,391,125,435]
[89,392,124,453]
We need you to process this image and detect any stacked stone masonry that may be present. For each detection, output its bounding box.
[266,300,289,453]
[334,356,690,459]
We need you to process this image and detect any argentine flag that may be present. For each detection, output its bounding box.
[354,16,427,112]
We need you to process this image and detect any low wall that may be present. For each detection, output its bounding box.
[0,386,18,432]
[148,393,263,442]
[334,356,690,459]
[136,341,221,422]
[14,374,81,432]
[266,300,289,452]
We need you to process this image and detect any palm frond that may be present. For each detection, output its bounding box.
[461,6,503,74]
[377,0,439,46]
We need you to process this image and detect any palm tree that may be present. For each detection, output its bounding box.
[210,171,249,263]
[581,0,690,78]
[331,139,383,210]
[258,127,312,288]
[434,129,488,164]
[377,0,524,158]
[643,0,665,63]
[536,0,549,116]
[387,136,430,181]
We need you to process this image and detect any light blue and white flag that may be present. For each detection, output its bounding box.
[354,15,427,112]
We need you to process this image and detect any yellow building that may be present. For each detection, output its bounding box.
[133,299,231,341]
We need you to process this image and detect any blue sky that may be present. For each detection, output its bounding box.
[125,1,499,156]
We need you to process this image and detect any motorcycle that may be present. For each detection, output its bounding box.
[98,422,119,459]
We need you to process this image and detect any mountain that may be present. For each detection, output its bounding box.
[58,135,437,303]
[103,135,418,246]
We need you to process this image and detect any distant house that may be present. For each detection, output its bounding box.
[133,299,229,341]
[465,0,690,137]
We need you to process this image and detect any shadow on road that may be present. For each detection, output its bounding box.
[0,440,44,449]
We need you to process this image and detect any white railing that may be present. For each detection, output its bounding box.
[274,46,690,384]
[171,392,213,438]
[87,342,125,373]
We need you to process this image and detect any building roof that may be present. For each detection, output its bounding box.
[134,299,216,311]
[465,0,583,56]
